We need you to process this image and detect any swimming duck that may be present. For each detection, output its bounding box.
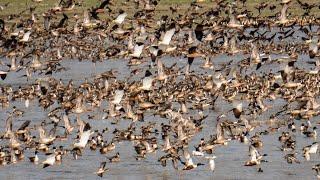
[42,152,61,168]
[108,152,120,163]
[284,153,300,164]
[245,145,266,166]
[303,127,317,138]
[303,142,318,161]
[28,151,39,163]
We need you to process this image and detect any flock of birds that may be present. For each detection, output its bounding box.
[0,0,320,178]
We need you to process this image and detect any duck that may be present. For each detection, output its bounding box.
[312,164,320,179]
[180,149,204,170]
[213,115,229,145]
[158,152,180,170]
[63,114,74,134]
[281,137,296,151]
[162,135,172,152]
[100,142,115,154]
[42,152,61,168]
[284,153,300,164]
[108,152,120,163]
[74,123,93,149]
[303,127,317,138]
[28,151,39,163]
[205,155,217,172]
[245,145,266,166]
[240,131,249,144]
[71,147,82,160]
[38,126,56,145]
[303,142,318,161]
[95,162,108,177]
[232,101,242,119]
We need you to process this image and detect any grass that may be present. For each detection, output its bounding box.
[0,0,318,24]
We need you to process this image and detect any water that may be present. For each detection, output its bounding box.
[0,54,319,179]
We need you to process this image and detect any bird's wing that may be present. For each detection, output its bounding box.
[160,28,175,45]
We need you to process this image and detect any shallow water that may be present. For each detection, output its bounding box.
[0,54,319,179]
